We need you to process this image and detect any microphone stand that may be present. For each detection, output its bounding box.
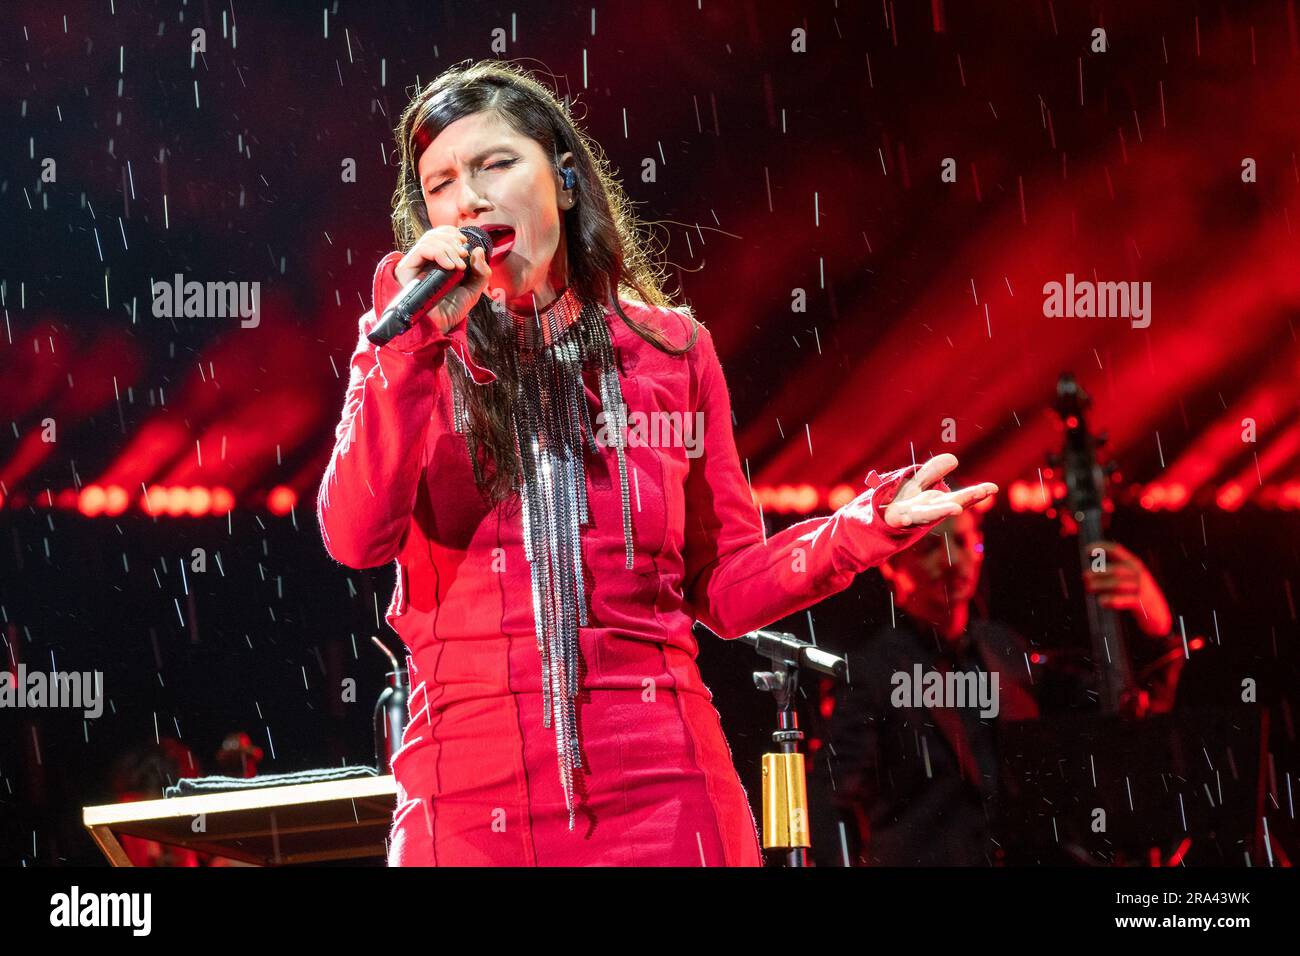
[694,622,847,868]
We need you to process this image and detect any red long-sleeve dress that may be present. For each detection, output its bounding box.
[317,252,938,866]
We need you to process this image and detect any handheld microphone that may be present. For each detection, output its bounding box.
[367,226,494,347]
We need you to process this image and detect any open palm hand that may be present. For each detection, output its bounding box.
[881,453,998,529]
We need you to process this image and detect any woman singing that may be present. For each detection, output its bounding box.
[317,60,996,866]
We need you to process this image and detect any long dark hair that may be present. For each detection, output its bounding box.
[391,59,700,505]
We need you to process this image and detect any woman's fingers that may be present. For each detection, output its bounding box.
[882,457,997,529]
[430,247,493,334]
[889,499,962,528]
[946,481,999,508]
[427,234,467,270]
[910,453,960,492]
[469,246,491,285]
[396,227,474,284]
[884,488,996,529]
[912,502,964,524]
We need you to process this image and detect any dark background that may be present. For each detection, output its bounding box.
[2,0,1298,865]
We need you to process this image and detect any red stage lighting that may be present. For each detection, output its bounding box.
[165,486,190,517]
[140,484,167,516]
[187,486,212,517]
[267,485,297,515]
[1216,483,1245,511]
[104,485,129,516]
[828,483,856,509]
[77,485,106,517]
[211,487,235,516]
[793,484,819,514]
[1165,483,1189,510]
[1009,480,1030,512]
[1279,482,1300,510]
[1141,484,1168,511]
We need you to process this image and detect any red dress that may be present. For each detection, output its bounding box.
[316,252,937,866]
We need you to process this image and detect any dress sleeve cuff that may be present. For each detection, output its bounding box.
[825,464,954,574]
[863,464,947,537]
[369,251,499,384]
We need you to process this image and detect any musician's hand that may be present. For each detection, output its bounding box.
[1083,540,1173,637]
[393,226,493,335]
[882,454,998,530]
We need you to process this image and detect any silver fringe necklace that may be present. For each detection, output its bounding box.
[449,286,634,830]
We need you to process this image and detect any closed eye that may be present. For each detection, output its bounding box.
[428,159,516,195]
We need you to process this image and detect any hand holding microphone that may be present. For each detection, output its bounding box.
[368,225,494,346]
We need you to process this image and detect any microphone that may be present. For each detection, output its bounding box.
[691,621,848,680]
[367,226,494,347]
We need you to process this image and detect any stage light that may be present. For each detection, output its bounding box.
[1025,479,1054,513]
[78,485,106,517]
[187,486,212,517]
[267,485,297,515]
[165,486,190,517]
[1009,480,1030,512]
[1280,482,1300,510]
[140,484,167,515]
[793,484,819,513]
[1216,483,1245,511]
[828,483,856,509]
[211,487,235,515]
[1141,484,1168,511]
[1165,483,1189,510]
[104,485,129,516]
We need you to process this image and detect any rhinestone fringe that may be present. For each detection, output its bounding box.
[451,295,634,829]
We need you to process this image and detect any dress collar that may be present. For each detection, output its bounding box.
[502,285,586,350]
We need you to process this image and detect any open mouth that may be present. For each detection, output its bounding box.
[484,226,516,260]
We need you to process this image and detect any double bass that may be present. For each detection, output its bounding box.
[1052,372,1140,715]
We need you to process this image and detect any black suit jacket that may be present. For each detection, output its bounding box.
[807,615,1042,866]
[807,612,1185,866]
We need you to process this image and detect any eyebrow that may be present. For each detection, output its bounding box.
[423,144,516,184]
